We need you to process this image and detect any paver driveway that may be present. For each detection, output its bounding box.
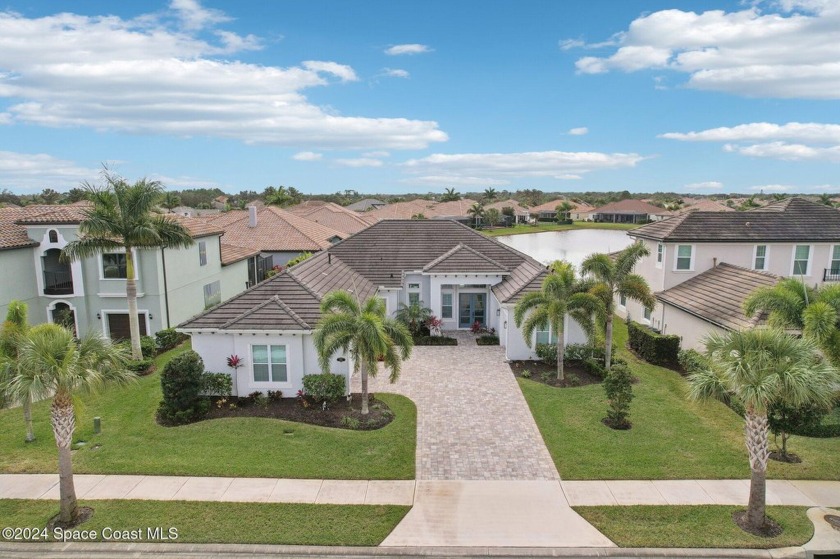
[353,331,558,480]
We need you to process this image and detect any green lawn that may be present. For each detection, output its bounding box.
[0,344,416,479]
[520,319,840,480]
[0,499,408,546]
[485,221,639,237]
[575,506,813,548]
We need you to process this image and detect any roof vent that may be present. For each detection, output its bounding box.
[248,206,258,228]
[745,221,751,227]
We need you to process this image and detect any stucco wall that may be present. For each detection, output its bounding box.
[0,247,42,323]
[502,306,590,361]
[659,304,726,351]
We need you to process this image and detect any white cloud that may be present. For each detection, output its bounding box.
[572,3,840,99]
[293,151,322,161]
[400,175,509,187]
[684,181,724,190]
[402,150,647,186]
[362,151,390,158]
[170,0,229,31]
[750,184,793,192]
[382,68,410,78]
[727,142,840,162]
[0,6,447,150]
[334,158,384,168]
[149,173,221,189]
[568,127,589,135]
[385,44,432,56]
[0,151,97,190]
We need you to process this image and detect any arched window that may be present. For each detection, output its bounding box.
[48,230,58,243]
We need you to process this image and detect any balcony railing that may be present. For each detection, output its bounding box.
[43,269,74,295]
[824,268,840,282]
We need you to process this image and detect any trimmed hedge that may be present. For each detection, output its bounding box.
[413,335,457,346]
[627,321,680,366]
[155,328,188,352]
[202,372,233,397]
[126,358,154,376]
[677,349,708,375]
[302,373,346,404]
[476,334,499,346]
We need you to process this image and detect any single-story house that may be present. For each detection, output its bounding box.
[178,219,589,397]
[483,199,530,225]
[590,200,671,224]
[286,201,378,235]
[346,198,387,212]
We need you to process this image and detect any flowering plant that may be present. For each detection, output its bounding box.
[227,354,243,370]
[426,316,443,337]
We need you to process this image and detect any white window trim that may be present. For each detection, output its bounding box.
[47,300,79,335]
[249,343,290,386]
[655,243,664,269]
[441,290,454,319]
[535,323,559,345]
[673,244,695,272]
[198,241,207,267]
[203,280,221,308]
[642,306,652,324]
[98,248,138,281]
[829,244,840,274]
[752,244,769,271]
[790,244,813,277]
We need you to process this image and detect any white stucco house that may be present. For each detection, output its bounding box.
[178,219,589,397]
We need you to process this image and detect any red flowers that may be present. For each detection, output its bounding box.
[227,354,243,369]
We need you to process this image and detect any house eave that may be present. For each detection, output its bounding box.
[178,328,313,336]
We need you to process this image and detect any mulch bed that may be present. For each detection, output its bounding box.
[205,394,394,430]
[769,451,802,464]
[509,360,602,388]
[733,510,783,538]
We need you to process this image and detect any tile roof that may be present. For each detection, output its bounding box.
[285,201,377,235]
[484,199,530,215]
[164,214,225,239]
[656,263,777,331]
[206,206,345,252]
[0,207,39,250]
[365,198,481,221]
[591,199,671,216]
[528,199,570,214]
[220,244,260,266]
[677,199,735,213]
[346,198,386,212]
[179,219,547,331]
[423,243,510,274]
[631,197,840,242]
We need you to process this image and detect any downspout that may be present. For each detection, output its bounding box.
[161,247,171,329]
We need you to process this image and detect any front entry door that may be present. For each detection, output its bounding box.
[459,293,486,328]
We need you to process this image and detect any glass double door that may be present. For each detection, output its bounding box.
[459,293,486,328]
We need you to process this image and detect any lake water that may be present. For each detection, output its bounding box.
[496,229,634,268]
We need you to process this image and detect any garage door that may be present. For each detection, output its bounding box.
[107,313,147,341]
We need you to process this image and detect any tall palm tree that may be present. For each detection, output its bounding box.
[0,301,34,442]
[688,329,838,533]
[467,202,485,228]
[744,279,840,365]
[440,187,461,202]
[581,241,655,369]
[314,291,413,415]
[514,261,603,380]
[160,191,181,212]
[62,172,194,359]
[483,187,498,203]
[2,324,133,525]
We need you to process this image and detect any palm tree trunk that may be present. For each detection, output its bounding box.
[51,391,78,524]
[604,312,614,370]
[360,362,369,415]
[23,395,35,442]
[744,410,769,530]
[125,249,142,360]
[556,328,565,381]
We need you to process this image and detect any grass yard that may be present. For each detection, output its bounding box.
[520,319,840,480]
[484,221,639,237]
[575,506,813,548]
[0,344,417,479]
[0,499,408,546]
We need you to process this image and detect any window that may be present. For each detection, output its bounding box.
[203,281,221,308]
[535,325,558,345]
[643,307,652,321]
[251,345,287,383]
[407,283,420,289]
[619,293,627,307]
[198,241,207,266]
[408,292,420,306]
[441,292,453,319]
[675,245,693,271]
[793,245,811,275]
[656,243,664,267]
[831,245,840,274]
[102,253,128,279]
[48,230,58,243]
[754,245,768,271]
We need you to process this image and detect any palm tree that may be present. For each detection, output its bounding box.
[440,188,461,202]
[581,242,655,369]
[483,187,498,203]
[314,291,413,415]
[62,172,194,359]
[688,329,838,533]
[0,301,34,442]
[264,186,293,207]
[514,261,603,380]
[395,302,432,337]
[819,193,834,207]
[744,279,840,365]
[467,202,485,228]
[160,191,181,212]
[555,201,574,221]
[2,324,133,525]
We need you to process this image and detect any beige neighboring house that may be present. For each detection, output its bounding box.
[590,199,671,223]
[482,199,530,224]
[365,198,480,223]
[346,198,386,212]
[286,201,377,235]
[528,199,594,221]
[677,199,735,213]
[618,197,840,349]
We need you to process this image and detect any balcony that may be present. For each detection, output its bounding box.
[824,268,840,282]
[43,269,74,295]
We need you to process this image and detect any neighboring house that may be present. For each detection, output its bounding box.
[590,200,671,223]
[570,202,595,221]
[677,199,735,213]
[619,197,840,349]
[365,198,480,223]
[170,206,221,218]
[178,219,589,397]
[484,199,530,225]
[211,195,229,210]
[528,199,594,221]
[205,205,345,272]
[346,198,386,212]
[0,204,254,340]
[286,201,377,235]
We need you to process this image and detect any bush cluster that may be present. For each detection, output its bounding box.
[125,358,154,375]
[603,362,634,429]
[140,336,157,359]
[302,373,346,404]
[158,350,209,424]
[476,334,499,346]
[677,348,708,375]
[627,321,680,365]
[202,372,233,397]
[535,343,557,364]
[413,335,457,346]
[155,328,188,352]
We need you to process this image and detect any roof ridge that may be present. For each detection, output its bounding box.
[220,295,279,329]
[422,243,463,271]
[502,260,545,303]
[270,294,311,329]
[287,264,326,301]
[268,206,344,246]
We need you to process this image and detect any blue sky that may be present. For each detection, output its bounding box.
[1,0,839,195]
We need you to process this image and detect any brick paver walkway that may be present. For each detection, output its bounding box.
[353,331,559,481]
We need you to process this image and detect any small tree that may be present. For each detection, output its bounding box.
[484,208,501,227]
[0,301,34,441]
[768,401,831,460]
[603,362,634,429]
[395,302,433,337]
[467,202,485,228]
[555,201,574,222]
[158,350,209,424]
[440,187,461,202]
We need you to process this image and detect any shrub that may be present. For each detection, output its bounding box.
[413,335,457,346]
[201,372,232,397]
[768,400,832,456]
[341,415,361,429]
[140,335,157,358]
[535,343,557,364]
[541,371,554,383]
[155,328,187,352]
[476,334,499,346]
[678,349,708,375]
[126,358,154,375]
[520,369,532,379]
[565,344,605,362]
[603,362,634,429]
[267,390,284,401]
[627,321,680,365]
[582,357,607,379]
[302,373,346,404]
[158,350,209,424]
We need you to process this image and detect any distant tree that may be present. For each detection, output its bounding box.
[160,192,181,212]
[618,190,632,200]
[484,207,501,226]
[467,202,485,227]
[440,188,461,202]
[264,186,294,207]
[517,189,543,206]
[39,188,62,204]
[555,201,574,222]
[65,188,89,204]
[411,213,427,220]
[819,193,834,206]
[483,187,498,203]
[287,187,304,206]
[501,206,515,218]
[0,188,22,206]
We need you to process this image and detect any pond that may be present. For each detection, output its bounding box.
[496,229,634,268]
